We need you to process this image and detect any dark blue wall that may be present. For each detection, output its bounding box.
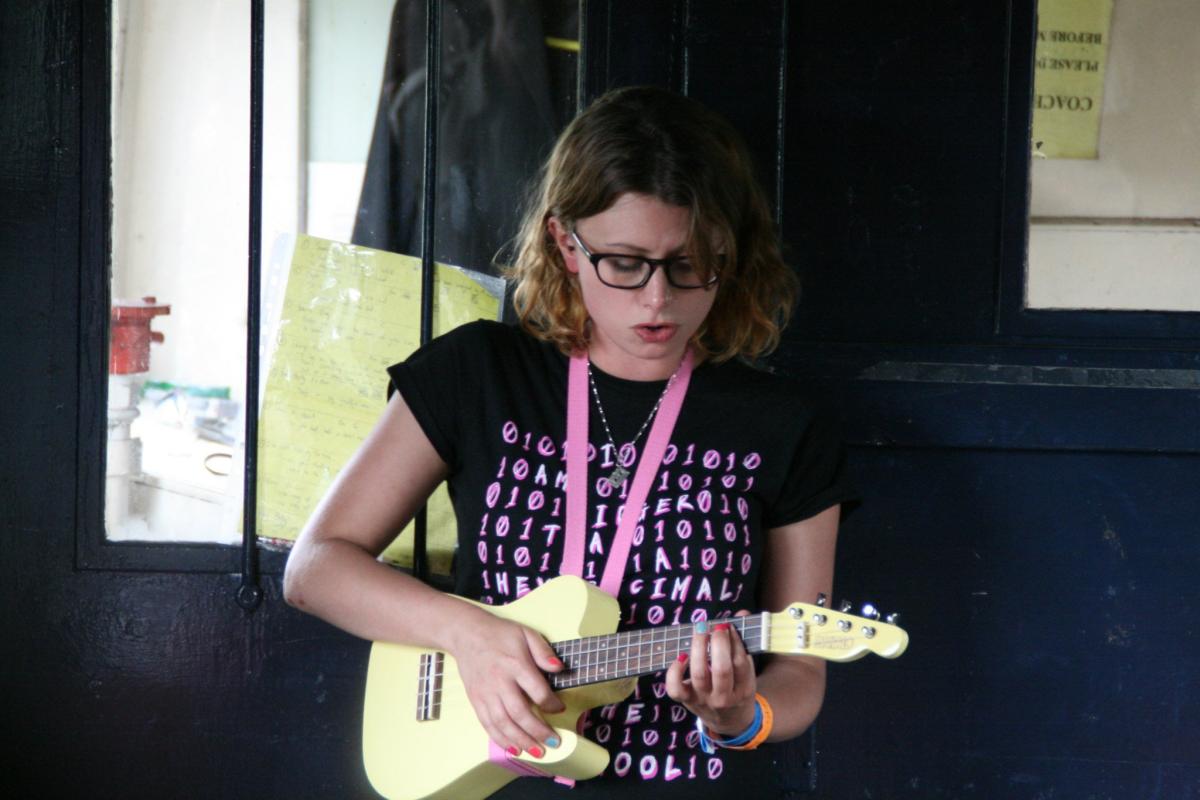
[3,1,1197,798]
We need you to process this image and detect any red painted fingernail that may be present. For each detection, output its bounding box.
[713,623,731,632]
[506,746,520,756]
[529,746,544,758]
[677,652,689,663]
[547,657,563,668]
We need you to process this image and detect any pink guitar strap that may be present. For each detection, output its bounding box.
[488,740,549,778]
[560,354,591,581]
[488,740,577,786]
[561,349,695,596]
[490,351,693,783]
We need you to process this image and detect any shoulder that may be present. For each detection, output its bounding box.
[453,319,553,349]
[400,320,566,385]
[452,319,561,366]
[434,318,516,348]
[408,319,537,360]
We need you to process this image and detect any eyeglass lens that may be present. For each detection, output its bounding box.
[597,256,713,288]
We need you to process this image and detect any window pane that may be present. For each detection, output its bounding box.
[107,0,303,543]
[1027,0,1200,312]
[254,1,580,572]
[106,0,580,558]
[108,1,248,543]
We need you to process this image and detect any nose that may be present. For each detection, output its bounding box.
[640,264,673,310]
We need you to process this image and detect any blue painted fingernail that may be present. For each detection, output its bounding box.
[545,736,560,748]
[696,621,708,634]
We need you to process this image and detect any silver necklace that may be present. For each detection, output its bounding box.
[587,361,682,488]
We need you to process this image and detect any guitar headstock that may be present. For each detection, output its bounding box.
[766,598,909,662]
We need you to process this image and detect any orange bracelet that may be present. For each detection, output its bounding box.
[722,693,773,750]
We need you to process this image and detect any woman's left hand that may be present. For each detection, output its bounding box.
[664,611,758,736]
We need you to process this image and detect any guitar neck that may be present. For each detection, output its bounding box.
[548,615,767,690]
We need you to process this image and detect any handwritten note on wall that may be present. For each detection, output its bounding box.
[256,235,503,572]
[1032,0,1114,159]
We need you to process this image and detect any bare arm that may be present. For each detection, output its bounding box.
[283,392,565,755]
[283,391,460,647]
[665,504,840,740]
[755,504,839,740]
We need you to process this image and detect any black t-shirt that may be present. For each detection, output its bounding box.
[388,320,857,799]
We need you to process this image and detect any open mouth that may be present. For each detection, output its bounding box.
[635,323,677,342]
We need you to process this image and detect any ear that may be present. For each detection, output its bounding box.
[547,216,580,275]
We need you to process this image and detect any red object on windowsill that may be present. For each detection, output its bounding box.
[110,296,171,375]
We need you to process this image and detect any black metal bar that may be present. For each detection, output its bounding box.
[420,1,440,348]
[993,0,1019,337]
[412,0,443,583]
[78,0,112,570]
[575,0,586,113]
[581,0,611,104]
[237,0,265,611]
[679,0,691,96]
[774,0,788,231]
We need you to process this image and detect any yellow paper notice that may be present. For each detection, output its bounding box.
[256,235,504,572]
[1032,0,1114,159]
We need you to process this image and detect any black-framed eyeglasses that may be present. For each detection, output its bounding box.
[570,231,719,290]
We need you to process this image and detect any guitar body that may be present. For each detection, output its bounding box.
[363,576,636,800]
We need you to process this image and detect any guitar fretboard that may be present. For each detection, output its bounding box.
[548,615,767,689]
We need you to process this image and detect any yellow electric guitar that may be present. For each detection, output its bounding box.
[363,575,908,800]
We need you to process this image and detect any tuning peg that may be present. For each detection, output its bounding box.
[838,600,853,613]
[861,603,881,621]
[816,593,828,607]
[885,612,901,625]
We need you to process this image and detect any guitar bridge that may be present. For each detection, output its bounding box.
[416,652,445,721]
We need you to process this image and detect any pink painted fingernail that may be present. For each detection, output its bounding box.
[713,623,731,632]
[506,746,520,756]
[547,657,564,668]
[677,652,689,664]
[529,746,544,758]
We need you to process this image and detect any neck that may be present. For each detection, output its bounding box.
[587,346,689,382]
[546,615,767,689]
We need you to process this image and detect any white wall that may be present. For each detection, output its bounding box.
[304,0,394,242]
[111,0,302,398]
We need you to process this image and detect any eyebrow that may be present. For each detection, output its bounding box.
[599,242,689,256]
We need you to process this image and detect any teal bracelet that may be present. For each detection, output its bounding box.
[696,699,763,754]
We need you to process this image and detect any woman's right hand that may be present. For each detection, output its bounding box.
[450,607,567,757]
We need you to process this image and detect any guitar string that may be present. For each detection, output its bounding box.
[417,618,802,717]
[551,619,768,688]
[420,619,772,689]
[418,614,892,715]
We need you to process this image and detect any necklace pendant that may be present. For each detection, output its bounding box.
[606,465,630,488]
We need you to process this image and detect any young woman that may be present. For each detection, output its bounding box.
[284,86,856,798]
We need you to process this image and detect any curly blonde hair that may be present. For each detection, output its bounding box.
[506,86,797,363]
